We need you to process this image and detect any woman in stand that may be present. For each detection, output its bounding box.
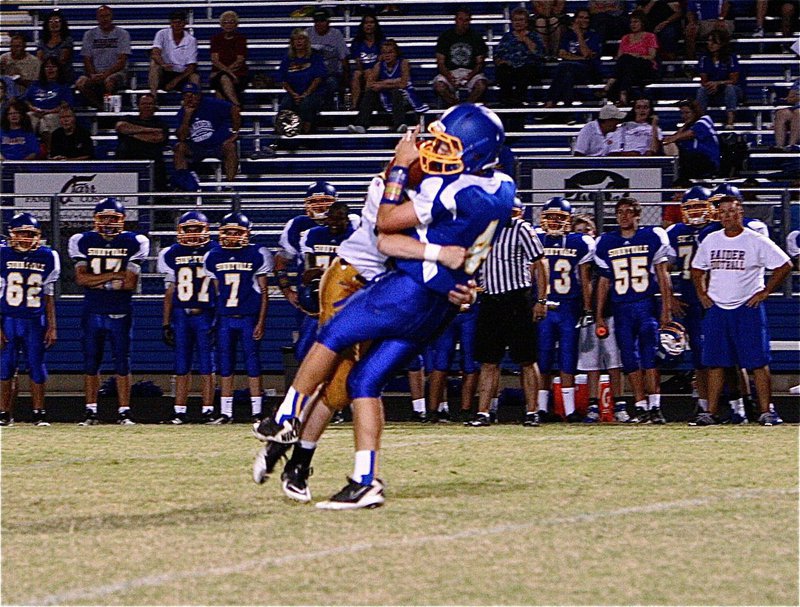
[24,57,74,146]
[602,10,659,105]
[609,97,663,156]
[210,11,249,107]
[0,100,40,160]
[349,12,384,110]
[36,9,74,84]
[662,99,720,180]
[494,6,545,106]
[530,0,565,58]
[695,29,743,130]
[276,28,326,135]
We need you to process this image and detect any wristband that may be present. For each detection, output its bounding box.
[381,166,409,206]
[423,243,442,262]
[536,298,547,305]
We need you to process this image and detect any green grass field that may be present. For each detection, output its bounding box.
[2,423,798,606]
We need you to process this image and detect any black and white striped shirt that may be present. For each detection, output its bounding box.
[478,217,544,294]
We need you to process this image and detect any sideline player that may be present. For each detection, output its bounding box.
[203,212,272,423]
[691,195,791,426]
[69,198,150,425]
[0,213,60,426]
[157,210,217,423]
[594,197,676,424]
[535,197,594,423]
[256,104,514,509]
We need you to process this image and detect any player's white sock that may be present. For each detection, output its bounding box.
[488,397,498,414]
[562,387,576,416]
[118,406,130,414]
[438,401,449,413]
[537,390,549,412]
[648,393,661,409]
[635,399,648,411]
[250,396,262,417]
[730,398,745,416]
[174,405,187,415]
[221,396,233,418]
[353,450,377,485]
[201,405,213,415]
[697,398,709,412]
[274,386,311,423]
[299,439,317,450]
[412,398,426,413]
[86,403,98,413]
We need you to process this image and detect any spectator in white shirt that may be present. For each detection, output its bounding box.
[573,102,625,156]
[609,97,663,156]
[148,10,199,97]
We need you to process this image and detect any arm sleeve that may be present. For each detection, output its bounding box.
[408,177,441,226]
[578,234,595,264]
[187,36,198,64]
[67,233,85,262]
[129,234,150,265]
[202,251,217,280]
[786,230,800,258]
[42,250,61,295]
[80,30,93,56]
[573,124,592,155]
[760,236,791,269]
[651,227,671,266]
[256,246,274,275]
[156,248,175,283]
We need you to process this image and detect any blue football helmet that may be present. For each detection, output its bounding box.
[540,197,573,236]
[8,212,42,252]
[176,210,210,247]
[709,182,743,204]
[658,320,687,359]
[218,211,251,249]
[419,103,505,175]
[305,181,337,221]
[93,197,126,236]
[680,186,714,226]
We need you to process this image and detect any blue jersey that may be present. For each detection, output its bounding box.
[398,171,516,295]
[278,214,318,289]
[594,226,670,304]
[538,231,595,302]
[350,38,382,70]
[0,244,60,319]
[68,230,150,315]
[157,241,216,310]
[301,223,356,270]
[204,244,273,317]
[666,222,704,299]
[176,96,232,148]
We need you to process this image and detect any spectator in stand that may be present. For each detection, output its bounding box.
[49,104,94,160]
[0,34,41,96]
[174,82,240,183]
[0,101,39,160]
[589,0,629,54]
[148,11,199,98]
[695,29,742,131]
[349,12,385,110]
[24,58,75,147]
[0,80,13,118]
[636,0,682,61]
[307,8,349,108]
[755,0,797,37]
[685,0,733,60]
[36,9,74,84]
[771,78,800,152]
[76,5,131,109]
[347,39,428,134]
[609,96,663,155]
[277,28,326,135]
[602,10,659,105]
[494,6,545,107]
[433,5,489,107]
[210,11,249,107]
[543,9,602,111]
[530,0,566,58]
[573,102,626,156]
[115,93,169,190]
[662,99,720,180]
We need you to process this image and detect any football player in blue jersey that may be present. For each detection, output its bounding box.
[700,182,770,239]
[594,197,677,424]
[0,213,60,426]
[203,211,273,423]
[157,210,217,424]
[256,103,515,509]
[274,181,337,361]
[666,185,713,416]
[535,197,595,422]
[68,198,150,425]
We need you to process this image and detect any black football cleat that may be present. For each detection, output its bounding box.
[281,463,314,502]
[252,416,299,443]
[252,442,291,484]
[316,477,385,510]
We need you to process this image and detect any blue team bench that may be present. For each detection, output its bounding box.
[41,295,800,375]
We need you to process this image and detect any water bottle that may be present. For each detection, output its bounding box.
[333,92,340,110]
[343,91,353,111]
[761,86,770,105]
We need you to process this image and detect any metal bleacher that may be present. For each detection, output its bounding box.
[1,0,798,375]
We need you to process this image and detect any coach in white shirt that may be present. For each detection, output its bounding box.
[573,103,626,157]
[148,10,199,97]
[691,195,791,425]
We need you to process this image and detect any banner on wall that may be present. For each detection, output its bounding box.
[530,166,664,204]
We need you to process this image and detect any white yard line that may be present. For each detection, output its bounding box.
[26,487,797,606]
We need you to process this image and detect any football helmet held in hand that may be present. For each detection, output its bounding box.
[658,320,687,359]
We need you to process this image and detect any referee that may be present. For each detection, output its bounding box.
[466,199,549,427]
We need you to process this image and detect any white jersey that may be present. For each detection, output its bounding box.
[336,176,388,281]
[609,120,663,155]
[692,228,790,309]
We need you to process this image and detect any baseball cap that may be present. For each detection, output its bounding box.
[182,82,201,94]
[598,103,626,120]
[312,7,330,21]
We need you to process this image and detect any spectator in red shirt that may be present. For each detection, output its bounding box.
[602,11,659,105]
[210,11,248,107]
